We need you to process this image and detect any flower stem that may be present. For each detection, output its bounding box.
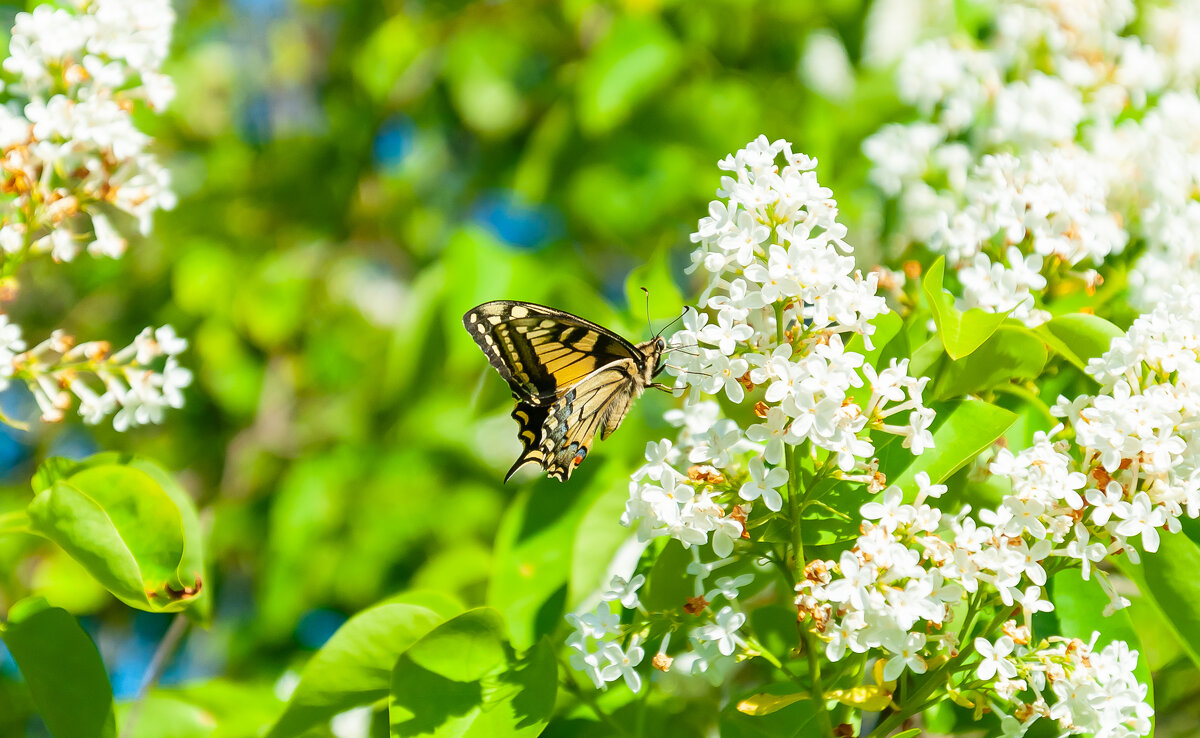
[120,613,190,738]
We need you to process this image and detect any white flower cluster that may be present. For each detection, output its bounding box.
[566,560,757,692]
[796,466,1152,737]
[0,1,187,432]
[569,138,938,692]
[0,0,177,263]
[864,0,1200,321]
[791,294,1200,735]
[619,138,933,557]
[16,324,192,430]
[1052,289,1200,563]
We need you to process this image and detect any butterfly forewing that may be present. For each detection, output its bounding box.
[464,300,668,482]
[463,301,641,405]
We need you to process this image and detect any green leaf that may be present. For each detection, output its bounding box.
[568,480,631,610]
[382,590,465,621]
[576,16,682,136]
[0,597,116,738]
[267,602,445,738]
[800,479,870,544]
[889,400,1017,493]
[1037,313,1123,371]
[719,683,818,738]
[488,473,604,648]
[735,690,810,716]
[117,696,216,738]
[642,539,692,612]
[1049,570,1153,709]
[1122,535,1200,671]
[27,457,205,613]
[932,326,1048,400]
[389,610,556,738]
[922,257,1010,360]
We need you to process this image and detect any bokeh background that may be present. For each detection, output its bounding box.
[3,0,1197,735]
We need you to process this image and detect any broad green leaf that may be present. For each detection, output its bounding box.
[1049,570,1153,709]
[845,311,904,369]
[31,456,79,494]
[568,480,631,609]
[826,684,892,712]
[889,400,1017,493]
[642,539,692,612]
[932,326,1048,400]
[909,335,944,378]
[267,602,444,738]
[1037,313,1123,371]
[0,597,115,738]
[1122,536,1200,671]
[27,458,205,613]
[117,696,216,738]
[719,683,818,738]
[383,590,465,621]
[800,479,870,544]
[389,610,556,738]
[489,466,614,648]
[922,257,1010,360]
[576,16,682,136]
[736,690,810,716]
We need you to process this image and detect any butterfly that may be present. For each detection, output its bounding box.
[463,300,681,481]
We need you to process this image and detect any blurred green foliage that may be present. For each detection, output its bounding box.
[2,0,1199,736]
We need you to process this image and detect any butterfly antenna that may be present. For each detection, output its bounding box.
[640,287,654,337]
[654,305,691,339]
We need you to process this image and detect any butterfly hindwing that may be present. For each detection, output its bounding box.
[463,301,641,404]
[507,362,640,481]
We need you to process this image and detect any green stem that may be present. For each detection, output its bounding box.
[803,629,834,736]
[120,613,190,738]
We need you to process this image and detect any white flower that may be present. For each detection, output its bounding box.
[882,631,927,681]
[706,574,755,603]
[738,458,788,512]
[599,638,645,692]
[1114,492,1168,552]
[694,606,745,657]
[602,575,645,610]
[975,636,1018,681]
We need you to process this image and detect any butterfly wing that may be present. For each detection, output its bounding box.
[505,360,642,482]
[463,301,642,405]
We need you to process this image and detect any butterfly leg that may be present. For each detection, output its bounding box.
[648,382,675,393]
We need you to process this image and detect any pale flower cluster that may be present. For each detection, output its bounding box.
[791,294,1200,735]
[566,558,756,692]
[17,325,192,430]
[621,137,934,555]
[1052,289,1200,564]
[864,0,1200,321]
[568,138,937,691]
[0,1,187,431]
[0,0,177,263]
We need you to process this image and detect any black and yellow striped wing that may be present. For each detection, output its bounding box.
[506,361,640,481]
[463,301,642,405]
[464,300,666,482]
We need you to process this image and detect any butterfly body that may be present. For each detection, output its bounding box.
[463,300,670,481]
